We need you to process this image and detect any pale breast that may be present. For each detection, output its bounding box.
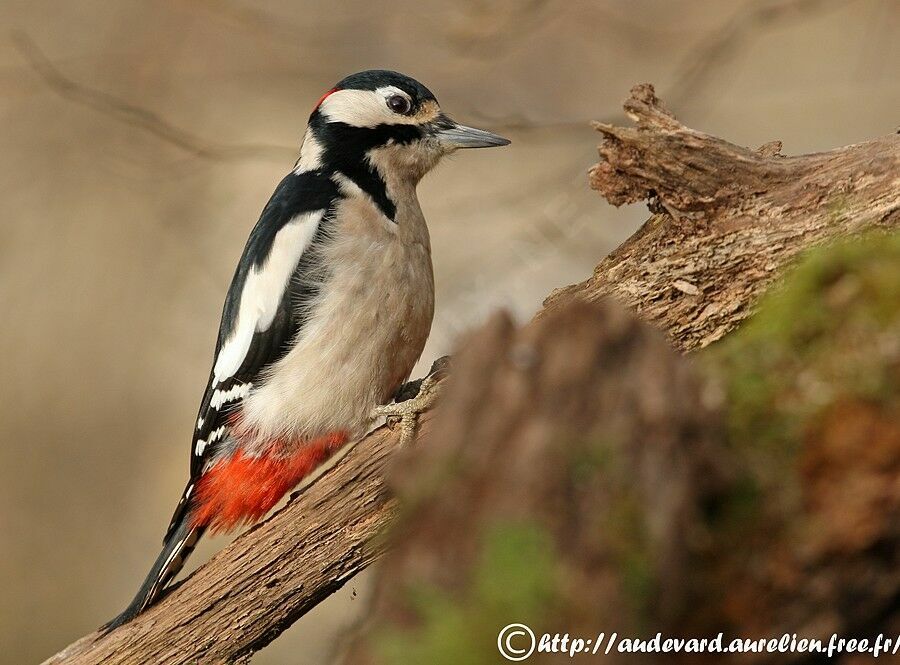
[240,186,435,443]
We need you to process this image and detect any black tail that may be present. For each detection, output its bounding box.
[102,518,204,631]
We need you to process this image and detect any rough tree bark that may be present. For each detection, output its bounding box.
[339,244,899,665]
[543,84,899,351]
[339,299,727,665]
[44,85,899,664]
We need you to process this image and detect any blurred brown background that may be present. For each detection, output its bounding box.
[0,1,897,663]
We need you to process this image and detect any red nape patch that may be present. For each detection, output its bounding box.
[313,87,339,111]
[190,431,348,533]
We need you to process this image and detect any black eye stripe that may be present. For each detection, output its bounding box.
[387,94,412,115]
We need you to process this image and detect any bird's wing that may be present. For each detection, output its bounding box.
[165,171,339,539]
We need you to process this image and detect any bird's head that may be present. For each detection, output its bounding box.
[299,70,509,183]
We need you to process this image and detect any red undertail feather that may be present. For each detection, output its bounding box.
[191,431,348,533]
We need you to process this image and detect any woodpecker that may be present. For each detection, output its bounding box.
[105,70,508,629]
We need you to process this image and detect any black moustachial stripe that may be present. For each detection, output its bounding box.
[297,69,440,223]
[308,113,422,223]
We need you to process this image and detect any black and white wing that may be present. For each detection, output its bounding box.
[165,170,338,539]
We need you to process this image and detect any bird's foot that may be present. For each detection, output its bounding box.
[372,356,450,446]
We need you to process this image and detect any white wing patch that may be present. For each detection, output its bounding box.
[293,130,323,174]
[194,425,228,457]
[210,382,251,410]
[213,210,323,385]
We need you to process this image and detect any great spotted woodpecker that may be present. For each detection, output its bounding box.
[105,70,508,629]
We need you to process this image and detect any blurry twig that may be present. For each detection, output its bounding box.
[463,0,843,131]
[443,0,557,57]
[11,31,296,163]
[856,0,900,79]
[183,0,369,66]
[666,0,846,110]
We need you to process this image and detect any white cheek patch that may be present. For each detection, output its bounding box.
[213,211,323,384]
[318,87,419,128]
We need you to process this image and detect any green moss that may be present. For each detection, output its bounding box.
[376,522,558,665]
[710,472,762,525]
[706,231,900,463]
[620,545,654,621]
[474,523,558,615]
[568,435,616,482]
[562,432,656,619]
[826,193,850,223]
[601,491,651,612]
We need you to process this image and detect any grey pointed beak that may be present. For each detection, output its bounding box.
[435,123,510,149]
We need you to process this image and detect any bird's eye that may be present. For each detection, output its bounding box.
[387,94,412,115]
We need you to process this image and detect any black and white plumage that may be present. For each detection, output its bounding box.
[105,70,508,630]
[166,173,338,539]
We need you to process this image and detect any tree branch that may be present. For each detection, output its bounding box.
[12,32,295,163]
[339,298,726,665]
[44,84,899,664]
[339,226,900,665]
[542,83,899,350]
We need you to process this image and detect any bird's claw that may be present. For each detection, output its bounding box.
[372,357,449,446]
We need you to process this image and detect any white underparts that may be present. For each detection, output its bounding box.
[238,178,435,445]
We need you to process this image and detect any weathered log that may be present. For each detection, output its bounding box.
[339,299,726,664]
[44,421,405,664]
[543,84,899,351]
[340,230,900,665]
